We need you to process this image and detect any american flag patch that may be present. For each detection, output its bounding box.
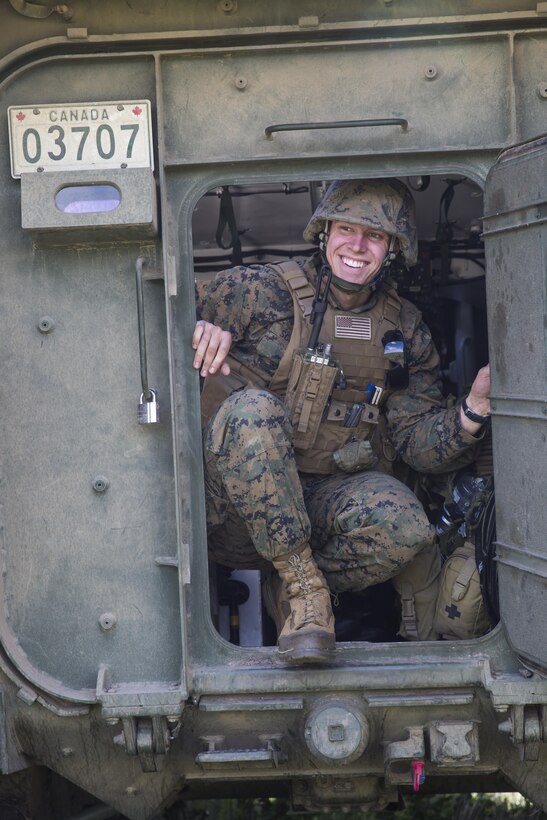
[335,315,372,340]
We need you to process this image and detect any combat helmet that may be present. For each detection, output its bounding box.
[303,178,418,268]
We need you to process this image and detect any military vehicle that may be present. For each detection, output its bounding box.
[0,1,545,818]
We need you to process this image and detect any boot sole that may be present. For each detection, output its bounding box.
[278,632,336,664]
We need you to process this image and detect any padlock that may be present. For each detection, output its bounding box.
[138,389,160,424]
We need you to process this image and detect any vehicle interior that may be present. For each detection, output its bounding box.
[192,174,497,648]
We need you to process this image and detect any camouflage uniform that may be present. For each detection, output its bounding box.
[197,254,482,595]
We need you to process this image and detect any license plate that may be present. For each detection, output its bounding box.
[8,100,154,178]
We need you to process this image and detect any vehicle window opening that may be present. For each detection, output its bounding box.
[192,176,497,649]
[54,183,121,213]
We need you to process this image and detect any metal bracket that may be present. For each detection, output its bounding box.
[112,715,173,772]
[196,734,286,769]
[428,721,480,766]
[384,726,425,786]
[498,704,547,761]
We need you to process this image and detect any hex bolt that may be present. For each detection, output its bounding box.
[99,612,117,631]
[425,64,438,79]
[235,76,247,90]
[38,316,55,334]
[92,476,110,493]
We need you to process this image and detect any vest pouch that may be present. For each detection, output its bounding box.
[284,351,338,450]
[433,541,491,640]
[333,438,378,473]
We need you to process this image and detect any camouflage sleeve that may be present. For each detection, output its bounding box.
[195,265,293,343]
[386,299,484,473]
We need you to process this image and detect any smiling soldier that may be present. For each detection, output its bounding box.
[193,178,491,664]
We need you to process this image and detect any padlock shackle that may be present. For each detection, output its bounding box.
[136,256,153,402]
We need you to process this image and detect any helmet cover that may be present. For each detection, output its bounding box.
[303,178,417,267]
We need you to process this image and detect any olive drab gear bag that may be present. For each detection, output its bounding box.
[433,540,491,640]
[391,543,441,641]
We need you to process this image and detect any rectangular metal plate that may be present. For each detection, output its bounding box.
[8,100,154,177]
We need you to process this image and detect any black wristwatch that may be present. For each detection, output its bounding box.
[462,397,490,425]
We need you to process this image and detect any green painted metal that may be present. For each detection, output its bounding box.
[0,3,545,819]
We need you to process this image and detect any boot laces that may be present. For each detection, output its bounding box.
[288,554,312,594]
[288,554,324,626]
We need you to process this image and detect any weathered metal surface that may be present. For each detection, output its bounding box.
[483,135,547,673]
[0,2,545,818]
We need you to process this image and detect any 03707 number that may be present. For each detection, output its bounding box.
[21,123,141,164]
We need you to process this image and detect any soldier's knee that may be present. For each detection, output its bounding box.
[230,388,289,422]
[206,388,293,456]
[368,479,433,554]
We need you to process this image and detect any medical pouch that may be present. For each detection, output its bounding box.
[433,540,491,640]
[284,351,338,450]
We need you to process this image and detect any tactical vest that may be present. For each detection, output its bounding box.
[200,260,403,475]
[269,262,402,474]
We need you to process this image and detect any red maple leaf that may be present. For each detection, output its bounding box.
[132,106,142,116]
[16,111,26,121]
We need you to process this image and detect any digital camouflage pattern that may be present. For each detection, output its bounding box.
[303,179,418,266]
[197,257,484,593]
[204,387,433,591]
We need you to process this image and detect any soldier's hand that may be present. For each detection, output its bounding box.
[192,320,232,377]
[460,364,491,434]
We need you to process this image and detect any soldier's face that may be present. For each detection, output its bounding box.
[326,220,391,289]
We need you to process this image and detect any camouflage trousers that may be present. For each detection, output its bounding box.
[203,389,436,596]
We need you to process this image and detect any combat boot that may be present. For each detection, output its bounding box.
[271,545,335,664]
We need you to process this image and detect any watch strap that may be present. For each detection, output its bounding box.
[462,397,490,425]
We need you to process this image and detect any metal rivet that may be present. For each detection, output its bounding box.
[538,82,547,99]
[117,104,124,111]
[33,108,40,115]
[92,476,110,493]
[218,0,236,12]
[61,747,74,757]
[99,612,117,631]
[235,76,247,90]
[425,64,438,79]
[38,316,55,334]
[125,786,139,796]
